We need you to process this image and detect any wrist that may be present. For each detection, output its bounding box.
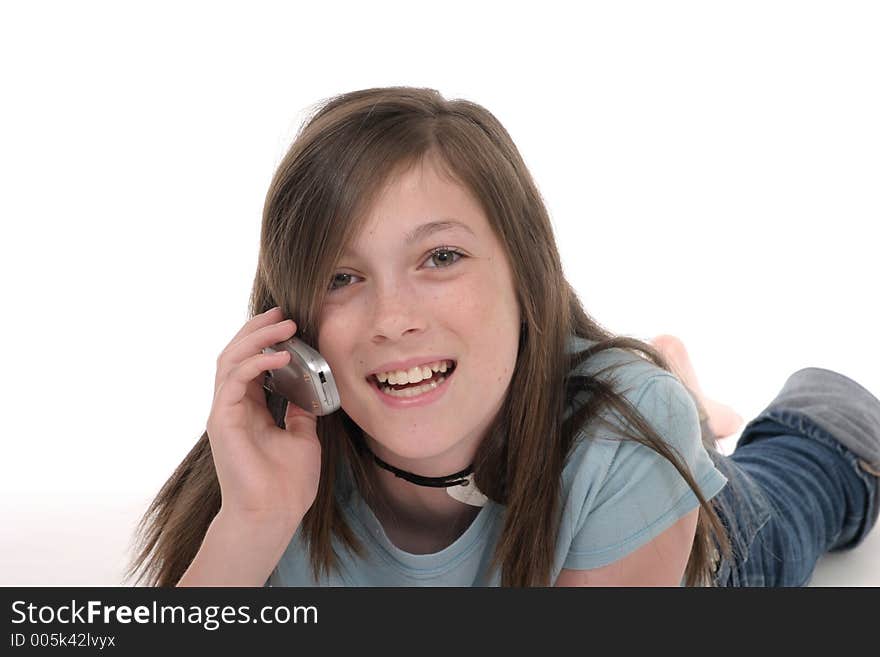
[177,506,304,587]
[215,505,306,534]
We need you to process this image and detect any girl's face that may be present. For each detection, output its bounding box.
[317,158,522,473]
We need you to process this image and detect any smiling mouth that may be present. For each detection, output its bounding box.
[368,361,457,396]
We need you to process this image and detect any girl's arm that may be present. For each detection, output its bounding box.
[176,508,303,587]
[554,507,699,587]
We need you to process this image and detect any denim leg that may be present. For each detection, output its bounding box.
[705,367,880,587]
[745,367,880,534]
[710,417,874,586]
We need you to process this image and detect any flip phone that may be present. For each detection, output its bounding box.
[262,336,341,416]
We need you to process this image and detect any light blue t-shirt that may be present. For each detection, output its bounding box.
[266,335,729,586]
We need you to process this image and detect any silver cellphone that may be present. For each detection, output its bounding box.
[261,336,341,416]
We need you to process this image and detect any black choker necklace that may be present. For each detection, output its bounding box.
[366,447,473,488]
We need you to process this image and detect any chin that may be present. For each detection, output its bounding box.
[355,423,463,462]
[372,434,459,462]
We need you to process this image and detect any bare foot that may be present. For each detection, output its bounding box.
[649,334,744,438]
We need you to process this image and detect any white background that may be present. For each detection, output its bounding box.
[1,1,877,585]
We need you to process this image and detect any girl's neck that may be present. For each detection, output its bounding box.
[360,449,481,549]
[365,471,482,553]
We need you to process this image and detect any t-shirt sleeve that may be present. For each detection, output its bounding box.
[562,373,728,571]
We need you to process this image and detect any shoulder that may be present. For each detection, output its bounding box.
[563,333,692,434]
[555,342,728,571]
[565,334,662,386]
[561,368,702,500]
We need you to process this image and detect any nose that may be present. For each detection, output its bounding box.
[368,276,427,342]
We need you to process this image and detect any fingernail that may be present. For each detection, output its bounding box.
[265,306,279,314]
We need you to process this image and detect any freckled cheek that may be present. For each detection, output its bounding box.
[314,312,351,375]
[449,278,517,378]
[435,284,490,332]
[473,270,520,388]
[457,273,517,330]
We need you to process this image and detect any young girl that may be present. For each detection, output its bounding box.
[126,86,880,587]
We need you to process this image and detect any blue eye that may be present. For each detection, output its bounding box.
[424,246,464,269]
[329,272,357,292]
[328,247,466,292]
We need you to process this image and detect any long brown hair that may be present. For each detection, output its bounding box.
[125,86,734,587]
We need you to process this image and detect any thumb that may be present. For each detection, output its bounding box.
[283,400,318,434]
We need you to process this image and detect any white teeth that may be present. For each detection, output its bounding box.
[407,366,432,385]
[375,360,453,384]
[379,375,447,398]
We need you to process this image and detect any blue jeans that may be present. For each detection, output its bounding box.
[704,370,880,587]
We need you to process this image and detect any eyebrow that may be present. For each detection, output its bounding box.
[405,219,475,244]
[342,219,475,257]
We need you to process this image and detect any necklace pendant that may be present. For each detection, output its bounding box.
[446,473,488,507]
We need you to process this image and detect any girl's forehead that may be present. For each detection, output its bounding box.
[341,159,491,254]
[344,219,477,255]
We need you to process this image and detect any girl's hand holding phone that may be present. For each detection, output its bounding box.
[206,306,322,527]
